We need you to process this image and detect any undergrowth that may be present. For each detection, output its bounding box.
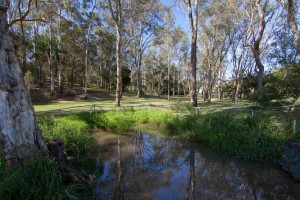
[0,156,92,200]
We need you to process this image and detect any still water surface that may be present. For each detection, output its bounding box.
[95,131,300,200]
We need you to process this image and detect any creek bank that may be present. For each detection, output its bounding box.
[280,139,300,181]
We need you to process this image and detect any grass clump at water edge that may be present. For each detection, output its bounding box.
[166,108,294,165]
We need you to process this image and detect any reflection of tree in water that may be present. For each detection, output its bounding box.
[95,131,300,200]
[96,131,187,200]
[192,148,299,200]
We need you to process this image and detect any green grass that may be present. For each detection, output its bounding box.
[38,114,97,170]
[166,107,295,165]
[0,156,92,200]
[33,91,187,113]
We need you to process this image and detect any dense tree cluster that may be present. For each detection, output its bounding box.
[5,0,299,106]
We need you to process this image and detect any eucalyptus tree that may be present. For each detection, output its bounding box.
[107,0,123,107]
[127,0,165,98]
[0,0,47,166]
[245,0,277,103]
[184,0,199,107]
[164,8,174,100]
[144,49,157,94]
[95,27,116,89]
[202,7,230,101]
[276,0,299,53]
[82,0,98,97]
[170,27,189,96]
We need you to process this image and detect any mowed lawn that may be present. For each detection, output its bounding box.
[33,87,258,113]
[33,89,188,112]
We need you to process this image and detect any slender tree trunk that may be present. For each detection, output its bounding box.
[115,26,122,106]
[217,67,222,100]
[173,65,175,97]
[57,1,63,97]
[19,14,26,75]
[253,46,264,102]
[157,75,161,97]
[234,79,241,103]
[0,2,47,167]
[49,18,54,96]
[137,47,143,98]
[186,0,198,107]
[108,0,122,107]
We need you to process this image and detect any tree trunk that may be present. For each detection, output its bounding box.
[217,67,222,100]
[49,18,55,96]
[278,0,299,53]
[57,1,63,97]
[136,51,143,98]
[251,0,267,104]
[187,0,198,107]
[108,0,122,107]
[173,66,175,97]
[157,75,161,97]
[115,25,122,107]
[0,2,47,167]
[253,47,264,103]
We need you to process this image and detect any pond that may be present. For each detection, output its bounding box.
[94,130,300,200]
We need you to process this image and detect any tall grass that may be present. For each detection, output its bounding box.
[0,156,92,200]
[167,108,294,165]
[1,109,173,199]
[62,109,174,132]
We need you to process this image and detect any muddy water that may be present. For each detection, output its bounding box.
[94,131,300,200]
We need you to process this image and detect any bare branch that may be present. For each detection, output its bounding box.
[8,0,34,27]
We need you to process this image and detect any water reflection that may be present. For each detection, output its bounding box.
[95,131,300,200]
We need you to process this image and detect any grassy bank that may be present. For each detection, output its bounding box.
[0,109,172,199]
[0,105,297,199]
[0,114,99,199]
[167,106,297,165]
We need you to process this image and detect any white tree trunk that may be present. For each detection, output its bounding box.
[0,3,47,166]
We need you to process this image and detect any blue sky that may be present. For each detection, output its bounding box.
[161,0,189,32]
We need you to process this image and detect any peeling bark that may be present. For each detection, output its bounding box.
[0,1,47,167]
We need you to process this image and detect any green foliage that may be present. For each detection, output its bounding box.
[39,115,95,163]
[167,110,293,164]
[0,156,92,200]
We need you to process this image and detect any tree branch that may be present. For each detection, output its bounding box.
[8,0,34,27]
